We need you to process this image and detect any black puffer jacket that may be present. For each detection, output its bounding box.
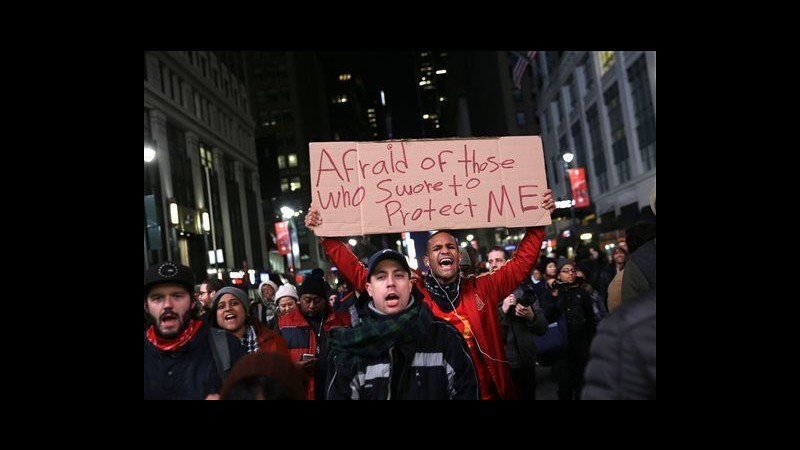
[326,304,478,400]
[582,289,656,400]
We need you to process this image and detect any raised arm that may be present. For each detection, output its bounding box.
[477,189,554,303]
[306,206,368,293]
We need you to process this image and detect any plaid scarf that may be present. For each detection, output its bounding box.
[242,325,259,353]
[423,272,461,312]
[328,297,431,373]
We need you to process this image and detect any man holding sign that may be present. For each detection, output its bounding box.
[305,136,555,400]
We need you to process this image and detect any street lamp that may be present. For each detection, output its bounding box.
[144,142,156,162]
[562,151,578,255]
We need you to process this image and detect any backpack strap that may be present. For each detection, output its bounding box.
[208,328,231,379]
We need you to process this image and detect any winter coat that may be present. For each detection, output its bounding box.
[324,227,545,400]
[144,322,244,400]
[326,307,479,400]
[582,289,656,400]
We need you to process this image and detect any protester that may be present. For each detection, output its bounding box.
[327,249,478,399]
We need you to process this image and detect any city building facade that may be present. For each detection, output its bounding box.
[144,51,267,285]
[535,51,656,252]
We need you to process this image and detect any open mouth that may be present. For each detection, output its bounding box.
[439,257,454,267]
[385,293,400,306]
[160,314,178,326]
[224,313,237,322]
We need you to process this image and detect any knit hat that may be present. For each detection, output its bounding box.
[458,247,472,271]
[298,275,328,299]
[220,351,308,400]
[311,268,325,279]
[211,286,251,318]
[274,284,299,303]
[258,280,278,301]
[556,258,575,273]
[144,261,195,298]
[367,249,411,278]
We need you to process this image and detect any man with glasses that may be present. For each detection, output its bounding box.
[543,258,598,400]
[196,277,225,321]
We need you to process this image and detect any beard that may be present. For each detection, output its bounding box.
[146,310,191,340]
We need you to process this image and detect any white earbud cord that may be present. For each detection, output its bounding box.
[430,267,509,364]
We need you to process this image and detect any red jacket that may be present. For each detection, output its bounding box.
[322,226,544,400]
[277,307,351,399]
[252,321,290,357]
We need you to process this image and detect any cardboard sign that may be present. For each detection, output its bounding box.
[310,136,551,236]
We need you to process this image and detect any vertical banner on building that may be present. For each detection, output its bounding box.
[275,221,290,255]
[568,167,591,208]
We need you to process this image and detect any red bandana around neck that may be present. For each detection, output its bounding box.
[147,319,202,352]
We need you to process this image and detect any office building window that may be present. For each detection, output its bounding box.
[586,105,609,193]
[288,153,298,167]
[571,122,586,169]
[200,145,213,170]
[627,55,656,171]
[604,83,630,184]
[290,176,302,192]
[280,177,289,193]
[598,51,615,76]
[277,155,286,169]
[166,122,195,209]
[581,55,594,93]
[568,77,578,112]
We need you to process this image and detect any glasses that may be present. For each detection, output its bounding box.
[559,269,577,273]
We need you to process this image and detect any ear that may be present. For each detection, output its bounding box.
[365,282,374,298]
[423,256,430,267]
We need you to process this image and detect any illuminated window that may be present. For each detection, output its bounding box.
[288,153,298,167]
[290,176,302,191]
[200,146,213,169]
[277,155,286,169]
[598,51,615,75]
[280,177,289,192]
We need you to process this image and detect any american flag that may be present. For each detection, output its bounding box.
[512,51,537,90]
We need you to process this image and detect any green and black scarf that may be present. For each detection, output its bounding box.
[328,295,431,373]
